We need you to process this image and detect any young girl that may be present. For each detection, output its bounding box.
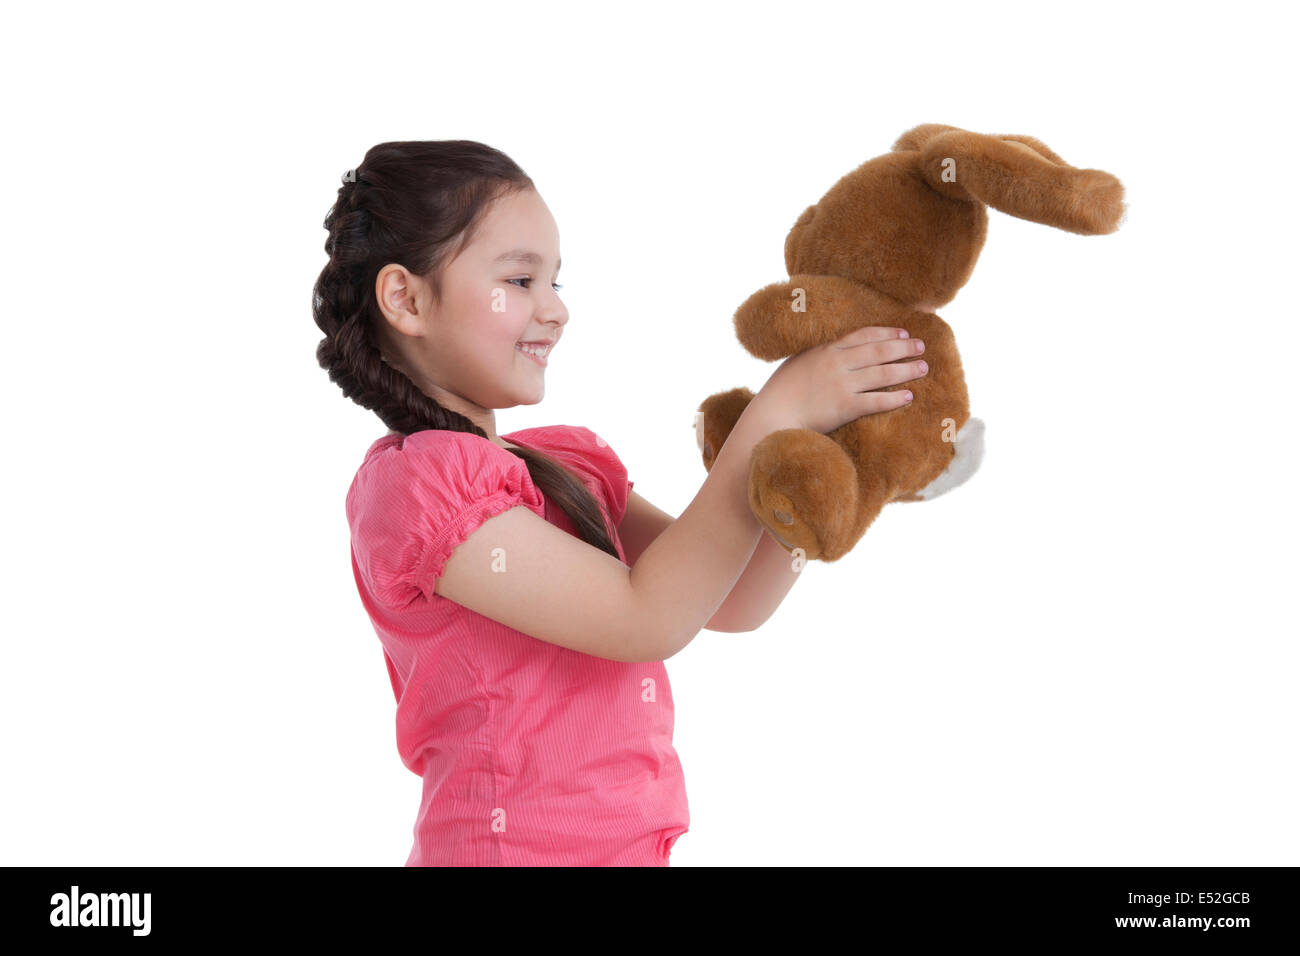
[313,140,929,866]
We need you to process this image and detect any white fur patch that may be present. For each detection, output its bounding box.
[916,417,985,501]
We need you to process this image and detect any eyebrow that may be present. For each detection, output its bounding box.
[494,248,561,272]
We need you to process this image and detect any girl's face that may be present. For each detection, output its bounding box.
[378,186,569,417]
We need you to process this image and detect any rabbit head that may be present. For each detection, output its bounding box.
[780,123,1126,314]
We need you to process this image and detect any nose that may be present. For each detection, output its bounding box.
[539,293,568,332]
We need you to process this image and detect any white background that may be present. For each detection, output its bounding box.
[2,0,1295,867]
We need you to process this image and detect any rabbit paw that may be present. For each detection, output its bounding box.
[748,429,859,561]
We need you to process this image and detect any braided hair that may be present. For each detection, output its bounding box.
[313,141,621,560]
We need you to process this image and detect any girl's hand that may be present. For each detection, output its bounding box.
[751,325,928,434]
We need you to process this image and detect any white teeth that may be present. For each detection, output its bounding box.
[516,342,549,357]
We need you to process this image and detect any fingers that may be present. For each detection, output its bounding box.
[832,325,910,349]
[809,327,930,424]
[844,335,928,415]
[853,352,928,391]
[855,386,916,415]
[842,334,925,370]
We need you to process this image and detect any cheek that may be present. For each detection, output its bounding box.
[496,312,526,347]
[490,296,531,342]
[483,285,513,317]
[464,288,526,348]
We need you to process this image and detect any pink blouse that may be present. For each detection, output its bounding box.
[345,425,690,866]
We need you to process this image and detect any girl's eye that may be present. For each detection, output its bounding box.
[508,277,563,292]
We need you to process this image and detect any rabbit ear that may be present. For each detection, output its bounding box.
[917,129,1125,235]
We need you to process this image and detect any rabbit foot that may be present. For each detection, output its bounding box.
[695,387,756,472]
[747,429,859,561]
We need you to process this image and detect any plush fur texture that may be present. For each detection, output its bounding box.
[695,123,1125,560]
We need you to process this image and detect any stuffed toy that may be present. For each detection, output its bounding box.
[694,123,1125,561]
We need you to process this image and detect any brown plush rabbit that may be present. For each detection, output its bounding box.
[694,123,1125,561]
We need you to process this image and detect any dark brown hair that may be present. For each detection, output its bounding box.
[313,140,621,559]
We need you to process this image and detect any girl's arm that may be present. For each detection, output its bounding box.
[704,528,802,632]
[619,490,800,632]
[436,399,795,663]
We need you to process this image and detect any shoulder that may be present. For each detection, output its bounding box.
[507,424,621,462]
[346,429,546,608]
[505,425,633,525]
[505,425,626,476]
[355,429,523,488]
[346,429,544,545]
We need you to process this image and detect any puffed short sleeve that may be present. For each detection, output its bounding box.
[346,431,545,609]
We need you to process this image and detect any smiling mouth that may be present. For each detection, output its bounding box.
[515,343,549,366]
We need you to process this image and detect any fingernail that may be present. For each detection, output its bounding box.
[899,330,909,338]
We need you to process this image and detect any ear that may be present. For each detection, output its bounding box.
[914,128,1125,235]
